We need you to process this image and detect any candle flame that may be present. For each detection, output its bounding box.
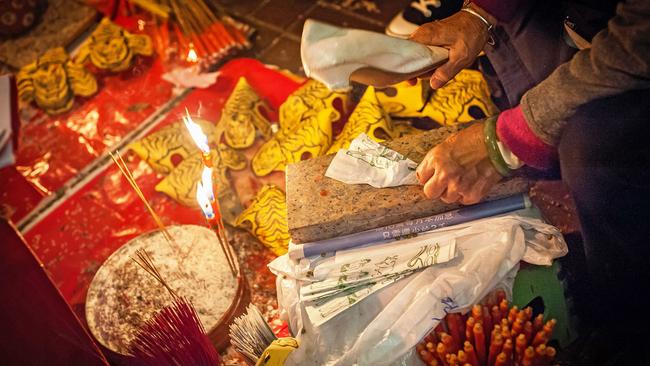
[201,166,215,202]
[186,45,198,63]
[182,111,210,154]
[196,182,215,220]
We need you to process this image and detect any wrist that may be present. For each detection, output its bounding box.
[467,2,497,27]
[460,4,495,45]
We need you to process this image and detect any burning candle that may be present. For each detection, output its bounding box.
[184,110,238,276]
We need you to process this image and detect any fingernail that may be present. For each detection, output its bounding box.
[430,77,445,89]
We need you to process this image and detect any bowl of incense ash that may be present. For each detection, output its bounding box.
[85,224,249,357]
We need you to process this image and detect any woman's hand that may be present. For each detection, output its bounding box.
[416,122,502,205]
[409,9,489,89]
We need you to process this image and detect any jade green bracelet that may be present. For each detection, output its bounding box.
[484,116,512,177]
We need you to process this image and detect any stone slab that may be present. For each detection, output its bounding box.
[286,126,531,243]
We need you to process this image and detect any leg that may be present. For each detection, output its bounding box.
[558,89,650,363]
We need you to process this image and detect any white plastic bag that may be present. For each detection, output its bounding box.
[269,209,567,365]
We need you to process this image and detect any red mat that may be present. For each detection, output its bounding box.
[20,59,302,341]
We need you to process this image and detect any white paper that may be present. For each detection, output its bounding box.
[325,133,419,188]
[162,65,219,89]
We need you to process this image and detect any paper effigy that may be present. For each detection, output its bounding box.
[155,144,246,207]
[16,47,97,115]
[327,86,396,154]
[129,117,217,174]
[76,18,152,72]
[251,80,348,176]
[236,185,291,256]
[375,70,499,124]
[325,133,419,188]
[221,77,272,149]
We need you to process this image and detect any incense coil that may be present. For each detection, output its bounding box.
[235,185,290,256]
[375,70,499,124]
[221,77,272,150]
[327,86,397,154]
[129,117,217,174]
[76,18,153,72]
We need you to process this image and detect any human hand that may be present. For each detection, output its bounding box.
[416,122,502,204]
[409,10,489,89]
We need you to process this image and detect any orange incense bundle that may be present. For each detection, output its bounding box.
[416,294,558,366]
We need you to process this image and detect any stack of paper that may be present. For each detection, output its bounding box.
[282,231,458,326]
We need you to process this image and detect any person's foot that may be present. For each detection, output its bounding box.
[386,0,464,39]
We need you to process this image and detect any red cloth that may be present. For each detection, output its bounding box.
[473,0,523,22]
[0,220,109,365]
[496,105,557,170]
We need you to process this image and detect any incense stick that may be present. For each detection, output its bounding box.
[109,151,174,244]
[132,248,179,298]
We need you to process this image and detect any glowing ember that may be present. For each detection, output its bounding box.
[182,112,210,154]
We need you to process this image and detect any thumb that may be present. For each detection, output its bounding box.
[429,60,458,89]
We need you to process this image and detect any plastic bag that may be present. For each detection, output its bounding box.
[269,208,567,365]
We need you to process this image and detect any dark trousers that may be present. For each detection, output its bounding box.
[482,2,650,363]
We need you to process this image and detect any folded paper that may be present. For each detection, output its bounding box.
[325,133,418,188]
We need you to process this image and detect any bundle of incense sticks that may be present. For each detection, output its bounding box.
[416,290,557,366]
[229,304,278,365]
[130,0,253,66]
[128,249,221,366]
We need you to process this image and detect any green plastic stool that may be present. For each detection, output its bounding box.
[512,261,577,347]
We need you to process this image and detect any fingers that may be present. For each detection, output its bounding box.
[423,172,446,199]
[408,22,455,47]
[429,44,470,89]
[416,149,437,184]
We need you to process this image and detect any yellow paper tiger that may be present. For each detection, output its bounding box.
[155,144,246,207]
[375,69,499,124]
[76,18,152,72]
[327,86,396,154]
[251,80,348,176]
[129,117,217,174]
[220,77,272,149]
[235,185,291,256]
[16,47,97,115]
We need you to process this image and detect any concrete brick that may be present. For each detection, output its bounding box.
[286,126,530,243]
